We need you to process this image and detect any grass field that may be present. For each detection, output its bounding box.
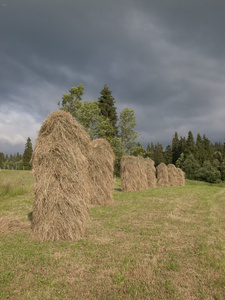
[0,170,224,299]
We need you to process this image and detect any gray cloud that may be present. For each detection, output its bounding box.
[0,0,225,154]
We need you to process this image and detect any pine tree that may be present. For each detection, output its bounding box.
[202,134,214,162]
[164,145,172,165]
[23,137,33,170]
[179,136,187,157]
[154,143,165,166]
[146,143,152,158]
[195,133,204,165]
[0,152,4,169]
[186,131,195,156]
[172,132,180,164]
[98,84,118,137]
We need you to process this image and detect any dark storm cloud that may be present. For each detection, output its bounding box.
[1,0,225,153]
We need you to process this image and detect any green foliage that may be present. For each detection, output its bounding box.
[196,160,221,183]
[183,154,200,180]
[22,138,33,170]
[98,84,118,137]
[176,152,185,168]
[57,84,140,176]
[153,143,165,166]
[119,108,140,155]
[59,83,84,119]
[130,142,146,157]
[78,100,102,139]
[164,145,172,165]
[186,131,195,156]
[172,132,180,164]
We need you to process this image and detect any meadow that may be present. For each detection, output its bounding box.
[0,170,224,299]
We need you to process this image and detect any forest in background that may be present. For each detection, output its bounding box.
[1,84,225,183]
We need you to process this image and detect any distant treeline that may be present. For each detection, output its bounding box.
[0,137,33,170]
[1,131,225,184]
[140,131,225,184]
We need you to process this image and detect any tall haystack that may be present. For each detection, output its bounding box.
[120,156,142,192]
[31,110,91,241]
[177,168,185,186]
[146,157,156,188]
[137,156,149,190]
[167,164,179,186]
[88,138,115,205]
[156,162,169,187]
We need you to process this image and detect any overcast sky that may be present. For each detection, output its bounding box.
[1,0,225,154]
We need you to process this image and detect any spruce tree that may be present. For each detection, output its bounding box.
[154,143,165,166]
[0,152,4,169]
[186,131,195,156]
[23,137,33,170]
[164,145,172,165]
[196,133,204,165]
[98,84,118,137]
[146,143,152,158]
[172,132,180,164]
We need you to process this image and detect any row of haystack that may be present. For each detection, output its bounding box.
[120,156,156,192]
[120,157,185,192]
[156,163,185,187]
[31,110,115,242]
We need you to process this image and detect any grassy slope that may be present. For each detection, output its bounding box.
[0,170,224,299]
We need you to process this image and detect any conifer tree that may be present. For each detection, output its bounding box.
[154,143,165,166]
[164,145,172,165]
[146,143,152,158]
[23,137,33,170]
[172,132,180,164]
[98,84,118,137]
[195,133,204,165]
[0,152,4,169]
[186,131,195,156]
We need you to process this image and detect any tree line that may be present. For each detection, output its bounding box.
[1,83,225,183]
[0,137,33,170]
[142,131,225,184]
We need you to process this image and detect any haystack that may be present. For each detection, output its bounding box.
[120,156,142,192]
[145,157,156,188]
[88,138,115,205]
[177,168,185,186]
[31,110,91,241]
[137,156,149,190]
[156,162,169,187]
[167,164,179,186]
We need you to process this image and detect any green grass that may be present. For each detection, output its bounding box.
[0,171,225,299]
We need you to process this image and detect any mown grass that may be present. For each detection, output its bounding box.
[0,170,224,299]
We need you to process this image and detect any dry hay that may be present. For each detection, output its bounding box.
[177,168,185,186]
[137,156,149,190]
[167,164,179,186]
[156,162,169,187]
[88,138,115,205]
[145,157,156,188]
[31,110,91,241]
[0,218,31,233]
[120,156,143,192]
